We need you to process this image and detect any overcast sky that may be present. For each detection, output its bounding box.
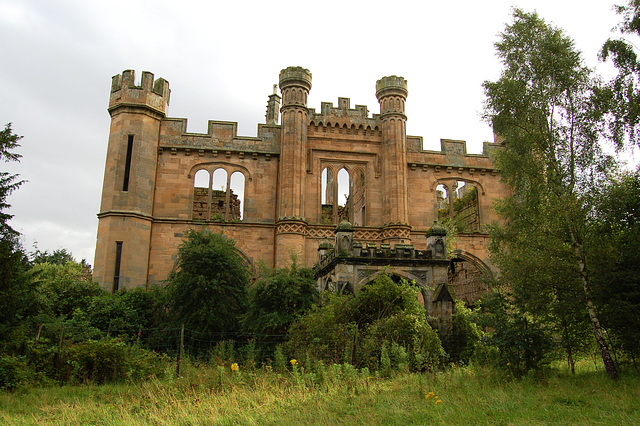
[0,0,628,264]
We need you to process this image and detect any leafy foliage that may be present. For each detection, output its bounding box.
[287,273,444,372]
[31,261,104,319]
[483,9,618,379]
[599,0,640,148]
[61,338,166,384]
[0,123,24,236]
[477,290,555,377]
[588,170,640,365]
[442,300,483,364]
[0,124,34,336]
[167,229,249,335]
[31,248,75,266]
[243,260,318,336]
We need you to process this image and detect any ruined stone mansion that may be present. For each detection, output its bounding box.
[93,67,509,310]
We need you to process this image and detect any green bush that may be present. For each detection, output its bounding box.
[358,311,444,372]
[243,261,318,337]
[286,273,444,372]
[477,291,555,377]
[61,338,166,384]
[0,355,27,390]
[441,300,483,364]
[285,293,357,365]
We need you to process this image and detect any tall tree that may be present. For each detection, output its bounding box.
[483,10,618,379]
[588,170,640,367]
[0,123,24,235]
[243,260,318,337]
[599,0,640,148]
[0,123,32,334]
[167,229,249,336]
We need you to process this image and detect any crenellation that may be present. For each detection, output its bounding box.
[108,70,170,116]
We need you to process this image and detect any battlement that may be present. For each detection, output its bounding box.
[109,70,170,116]
[308,97,379,129]
[314,239,447,277]
[376,75,408,99]
[278,66,312,90]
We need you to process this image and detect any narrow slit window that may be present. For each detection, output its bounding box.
[123,135,134,191]
[113,241,123,293]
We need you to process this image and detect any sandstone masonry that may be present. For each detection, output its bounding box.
[94,67,509,307]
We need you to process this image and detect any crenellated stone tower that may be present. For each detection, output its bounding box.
[376,76,411,246]
[94,70,170,290]
[274,67,312,267]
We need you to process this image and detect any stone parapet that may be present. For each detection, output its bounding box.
[375,75,408,99]
[109,70,170,116]
[278,66,312,91]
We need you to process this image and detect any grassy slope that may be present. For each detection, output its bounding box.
[1,365,638,425]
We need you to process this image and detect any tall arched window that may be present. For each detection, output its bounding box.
[352,168,366,226]
[436,180,479,232]
[192,169,210,219]
[321,167,334,224]
[211,168,228,220]
[229,171,245,220]
[320,166,366,225]
[337,168,350,222]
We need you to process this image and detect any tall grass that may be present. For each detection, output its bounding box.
[1,360,638,425]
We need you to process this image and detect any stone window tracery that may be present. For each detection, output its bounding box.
[320,165,366,225]
[191,167,245,221]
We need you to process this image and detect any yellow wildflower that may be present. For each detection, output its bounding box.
[230,363,239,372]
[436,399,443,405]
[290,359,298,366]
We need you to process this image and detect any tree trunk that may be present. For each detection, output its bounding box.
[562,319,575,374]
[583,287,618,380]
[571,234,618,380]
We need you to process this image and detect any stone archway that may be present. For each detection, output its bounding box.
[448,250,492,308]
[357,270,427,306]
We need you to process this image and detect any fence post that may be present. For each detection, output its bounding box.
[176,324,185,378]
[351,326,358,365]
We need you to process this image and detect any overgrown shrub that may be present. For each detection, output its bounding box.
[477,291,555,377]
[286,293,357,365]
[0,355,27,390]
[440,300,483,364]
[61,338,166,384]
[286,273,444,372]
[243,260,318,337]
[358,311,443,372]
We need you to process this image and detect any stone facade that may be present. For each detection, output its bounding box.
[93,67,509,304]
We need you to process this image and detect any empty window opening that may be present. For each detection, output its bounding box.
[113,241,123,293]
[321,167,335,224]
[122,135,134,191]
[229,171,245,220]
[337,168,350,222]
[192,169,210,219]
[192,167,245,221]
[352,169,366,226]
[437,181,479,232]
[211,168,228,219]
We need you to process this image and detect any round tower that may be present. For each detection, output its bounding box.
[274,66,312,267]
[94,70,170,292]
[376,76,411,245]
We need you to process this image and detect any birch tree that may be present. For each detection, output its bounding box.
[483,9,618,379]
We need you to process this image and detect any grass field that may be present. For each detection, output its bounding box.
[1,361,638,425]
